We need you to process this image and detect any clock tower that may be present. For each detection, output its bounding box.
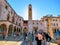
[28,4,32,20]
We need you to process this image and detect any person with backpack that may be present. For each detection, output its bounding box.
[23,32,27,40]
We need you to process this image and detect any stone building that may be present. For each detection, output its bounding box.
[41,15,60,44]
[0,0,23,38]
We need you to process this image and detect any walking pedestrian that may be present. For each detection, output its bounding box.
[23,32,27,40]
[2,31,6,39]
[26,36,29,42]
[43,32,51,42]
[35,33,43,45]
[28,32,33,45]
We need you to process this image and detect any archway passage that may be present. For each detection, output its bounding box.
[33,27,38,34]
[53,29,60,39]
[13,26,16,35]
[14,26,16,32]
[16,28,21,36]
[0,24,7,39]
[8,25,13,36]
[23,27,28,33]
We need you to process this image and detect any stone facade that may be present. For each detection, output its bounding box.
[0,0,23,37]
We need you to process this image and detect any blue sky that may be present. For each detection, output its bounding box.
[7,0,60,20]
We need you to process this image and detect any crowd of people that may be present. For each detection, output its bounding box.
[23,31,52,45]
[1,30,52,45]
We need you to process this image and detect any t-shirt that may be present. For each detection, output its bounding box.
[37,34,43,40]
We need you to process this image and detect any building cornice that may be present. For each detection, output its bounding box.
[5,0,23,19]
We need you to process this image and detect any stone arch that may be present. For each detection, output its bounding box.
[7,14,10,21]
[0,24,7,37]
[0,24,7,31]
[19,28,20,32]
[17,27,19,32]
[23,27,28,33]
[33,27,38,33]
[13,26,17,35]
[14,27,20,36]
[16,28,20,32]
[8,24,13,36]
[14,26,16,32]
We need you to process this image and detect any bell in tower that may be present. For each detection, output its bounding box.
[28,4,32,20]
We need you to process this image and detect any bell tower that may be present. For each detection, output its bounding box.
[28,4,32,20]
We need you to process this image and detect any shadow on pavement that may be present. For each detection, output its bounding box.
[0,35,23,41]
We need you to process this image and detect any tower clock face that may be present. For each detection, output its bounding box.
[29,8,31,11]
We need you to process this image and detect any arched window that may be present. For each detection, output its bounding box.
[14,26,16,32]
[5,5,8,10]
[19,23,21,26]
[12,16,15,23]
[7,14,10,21]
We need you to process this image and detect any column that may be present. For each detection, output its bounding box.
[5,25,9,39]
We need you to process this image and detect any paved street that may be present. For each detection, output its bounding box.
[0,40,36,45]
[0,35,23,45]
[0,40,58,45]
[0,34,36,45]
[0,41,22,45]
[0,34,58,45]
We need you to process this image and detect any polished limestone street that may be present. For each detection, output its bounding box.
[0,35,23,45]
[0,34,58,45]
[0,41,22,45]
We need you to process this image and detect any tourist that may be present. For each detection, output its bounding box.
[28,32,33,45]
[43,32,51,42]
[32,33,34,42]
[2,31,6,39]
[23,32,27,40]
[35,32,43,45]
